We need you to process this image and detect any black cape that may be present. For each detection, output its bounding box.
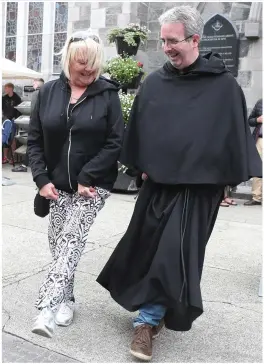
[120,53,262,185]
[97,181,223,331]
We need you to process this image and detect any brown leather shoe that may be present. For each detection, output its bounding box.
[152,319,165,339]
[130,324,153,361]
[244,199,261,206]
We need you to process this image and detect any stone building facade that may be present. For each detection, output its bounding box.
[68,1,262,112]
[1,2,263,111]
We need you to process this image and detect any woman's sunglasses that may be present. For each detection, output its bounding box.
[69,34,100,45]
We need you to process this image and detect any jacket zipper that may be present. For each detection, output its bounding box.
[66,96,87,191]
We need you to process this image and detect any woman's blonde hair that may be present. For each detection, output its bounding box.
[59,30,104,81]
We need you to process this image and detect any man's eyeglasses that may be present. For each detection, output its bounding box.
[160,35,193,47]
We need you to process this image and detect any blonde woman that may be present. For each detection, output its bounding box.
[28,30,124,338]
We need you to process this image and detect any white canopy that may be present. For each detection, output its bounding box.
[1,58,43,79]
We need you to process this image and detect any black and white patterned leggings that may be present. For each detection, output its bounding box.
[35,187,110,310]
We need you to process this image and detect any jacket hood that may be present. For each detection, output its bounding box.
[163,52,229,76]
[59,72,120,97]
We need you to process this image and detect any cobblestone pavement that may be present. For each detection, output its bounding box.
[2,333,81,363]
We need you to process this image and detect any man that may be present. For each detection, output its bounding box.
[2,83,21,164]
[244,98,262,206]
[97,5,262,362]
[12,78,44,172]
[31,78,44,111]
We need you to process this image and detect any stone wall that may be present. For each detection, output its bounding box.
[68,2,136,60]
[68,2,262,111]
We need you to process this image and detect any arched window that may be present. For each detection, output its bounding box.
[27,2,44,72]
[53,2,68,74]
[5,2,18,62]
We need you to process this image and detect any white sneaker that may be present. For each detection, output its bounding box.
[55,302,74,326]
[32,307,55,338]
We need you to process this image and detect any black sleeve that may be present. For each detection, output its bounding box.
[27,90,50,189]
[2,96,9,119]
[120,92,146,189]
[77,91,124,187]
[13,94,22,118]
[16,94,22,105]
[248,102,259,127]
[119,92,141,168]
[2,96,6,117]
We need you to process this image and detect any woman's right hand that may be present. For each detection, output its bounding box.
[39,183,59,200]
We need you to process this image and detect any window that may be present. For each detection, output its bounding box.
[27,2,44,72]
[5,2,18,61]
[53,2,68,74]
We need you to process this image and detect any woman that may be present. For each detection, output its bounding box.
[28,30,124,338]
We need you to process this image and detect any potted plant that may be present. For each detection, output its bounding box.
[107,23,150,57]
[113,92,139,193]
[104,56,144,92]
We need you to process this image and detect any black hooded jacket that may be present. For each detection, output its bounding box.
[27,73,124,192]
[2,92,21,120]
[121,52,262,186]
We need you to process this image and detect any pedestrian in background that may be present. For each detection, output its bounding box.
[12,78,45,173]
[2,83,21,164]
[244,98,262,206]
[31,78,44,111]
[220,186,237,207]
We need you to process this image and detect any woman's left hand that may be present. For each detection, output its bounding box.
[78,184,97,198]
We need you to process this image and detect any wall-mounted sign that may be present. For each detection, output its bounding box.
[199,14,239,77]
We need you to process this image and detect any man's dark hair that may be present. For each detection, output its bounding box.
[4,83,15,89]
[35,78,44,83]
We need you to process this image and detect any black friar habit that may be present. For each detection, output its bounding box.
[97,53,262,331]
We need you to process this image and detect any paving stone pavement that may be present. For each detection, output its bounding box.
[2,164,262,363]
[2,332,81,363]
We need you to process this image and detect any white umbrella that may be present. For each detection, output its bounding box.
[1,58,43,79]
